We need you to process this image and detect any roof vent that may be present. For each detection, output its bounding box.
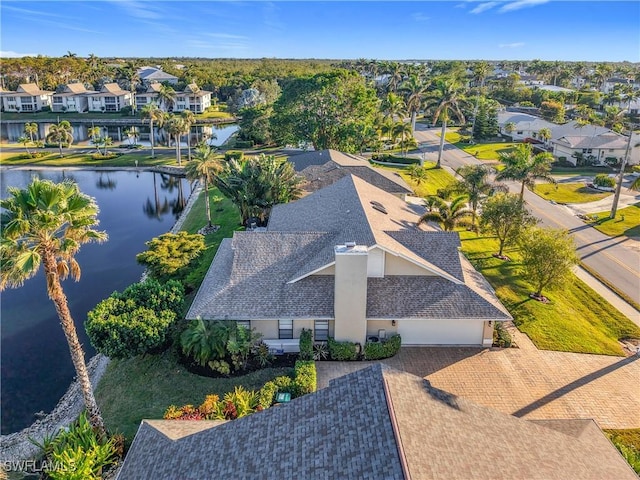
[370,201,388,214]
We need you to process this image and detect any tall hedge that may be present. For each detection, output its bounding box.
[327,337,358,360]
[363,334,402,360]
[299,328,313,361]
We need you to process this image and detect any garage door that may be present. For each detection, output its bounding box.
[397,320,484,345]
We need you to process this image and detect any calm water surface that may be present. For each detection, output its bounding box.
[0,168,191,434]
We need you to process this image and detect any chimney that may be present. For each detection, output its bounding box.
[333,243,368,344]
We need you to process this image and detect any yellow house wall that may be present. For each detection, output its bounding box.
[384,253,436,276]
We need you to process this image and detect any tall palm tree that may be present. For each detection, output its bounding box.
[184,143,222,228]
[0,178,108,437]
[417,195,473,231]
[141,103,163,159]
[496,143,555,200]
[181,109,196,161]
[453,164,504,226]
[165,115,187,166]
[426,77,467,168]
[157,84,177,112]
[400,74,429,134]
[46,120,74,157]
[382,92,406,122]
[24,122,38,143]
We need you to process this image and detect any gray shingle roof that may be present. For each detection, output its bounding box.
[118,365,637,480]
[552,133,627,149]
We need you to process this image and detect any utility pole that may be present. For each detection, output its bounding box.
[609,127,634,219]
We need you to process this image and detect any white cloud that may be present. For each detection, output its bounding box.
[499,0,550,13]
[499,42,525,48]
[470,2,500,14]
[204,33,249,40]
[0,51,39,58]
[412,12,430,21]
[107,0,163,20]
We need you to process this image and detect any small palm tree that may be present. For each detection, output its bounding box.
[537,127,552,145]
[407,164,428,186]
[427,77,467,168]
[185,143,222,228]
[165,115,187,166]
[18,136,33,156]
[141,103,163,159]
[46,120,74,157]
[157,84,177,112]
[504,122,516,136]
[181,110,196,160]
[0,178,108,437]
[453,164,505,226]
[24,122,38,143]
[496,143,555,200]
[417,195,473,231]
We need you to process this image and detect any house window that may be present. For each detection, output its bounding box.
[314,320,329,341]
[516,131,523,135]
[53,97,63,104]
[236,320,250,330]
[582,149,593,154]
[5,96,15,102]
[21,104,34,111]
[278,319,293,339]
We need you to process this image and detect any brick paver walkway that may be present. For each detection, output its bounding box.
[316,326,640,429]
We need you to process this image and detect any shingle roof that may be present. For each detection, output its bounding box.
[187,175,510,321]
[138,68,178,82]
[53,83,97,97]
[96,83,129,96]
[117,365,637,480]
[497,112,555,131]
[552,133,627,149]
[15,83,53,95]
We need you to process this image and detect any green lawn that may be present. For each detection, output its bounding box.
[0,149,178,167]
[459,231,640,356]
[95,351,292,443]
[442,129,518,161]
[372,161,456,197]
[604,429,640,474]
[587,203,640,238]
[532,182,612,204]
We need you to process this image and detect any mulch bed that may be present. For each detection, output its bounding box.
[180,353,298,379]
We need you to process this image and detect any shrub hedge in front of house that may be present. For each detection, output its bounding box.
[293,360,316,395]
[363,334,402,360]
[327,337,358,360]
[299,328,313,360]
[257,360,317,408]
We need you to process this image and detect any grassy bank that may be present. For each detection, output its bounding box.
[459,231,640,356]
[532,182,612,204]
[372,161,456,197]
[95,351,292,442]
[0,149,178,167]
[587,203,640,238]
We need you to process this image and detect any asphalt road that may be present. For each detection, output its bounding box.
[412,124,640,308]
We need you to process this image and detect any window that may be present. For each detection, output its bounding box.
[53,97,63,104]
[516,131,523,135]
[314,320,329,341]
[5,96,15,102]
[236,320,250,330]
[582,148,593,154]
[278,319,293,339]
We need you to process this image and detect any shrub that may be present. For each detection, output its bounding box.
[632,165,640,174]
[327,337,358,360]
[293,360,316,395]
[594,173,615,188]
[233,140,253,149]
[91,152,119,160]
[224,150,244,161]
[493,323,512,348]
[180,319,232,367]
[136,231,206,283]
[36,412,120,480]
[86,280,184,359]
[120,106,133,116]
[363,334,401,360]
[371,154,420,165]
[258,381,279,409]
[299,328,313,360]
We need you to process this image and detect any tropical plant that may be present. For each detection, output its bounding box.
[518,226,579,298]
[400,74,429,133]
[426,77,467,167]
[181,109,196,160]
[24,122,38,143]
[0,179,108,436]
[141,103,164,159]
[496,143,555,200]
[46,120,74,157]
[299,328,313,361]
[452,164,504,226]
[18,136,33,156]
[407,164,428,185]
[180,318,232,368]
[165,114,188,165]
[537,127,552,143]
[594,173,616,188]
[504,122,516,135]
[157,84,177,111]
[480,193,537,256]
[417,195,473,231]
[184,143,222,228]
[382,92,406,123]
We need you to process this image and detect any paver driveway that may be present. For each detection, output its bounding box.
[316,327,640,429]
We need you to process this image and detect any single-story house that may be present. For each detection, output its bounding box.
[287,149,413,198]
[497,111,556,142]
[116,364,637,480]
[51,83,97,113]
[137,66,178,85]
[0,83,53,112]
[173,84,212,113]
[187,174,511,349]
[88,83,132,112]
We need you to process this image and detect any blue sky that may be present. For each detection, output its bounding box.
[1,1,638,62]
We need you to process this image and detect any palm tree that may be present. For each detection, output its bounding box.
[400,75,429,134]
[18,136,32,156]
[181,110,196,161]
[504,122,516,136]
[141,103,163,159]
[417,195,473,231]
[393,121,413,155]
[157,84,177,112]
[426,77,467,168]
[453,164,504,226]
[382,92,406,123]
[537,127,552,145]
[0,178,108,437]
[184,143,222,228]
[165,115,187,166]
[24,122,38,143]
[88,125,102,154]
[407,164,428,186]
[46,120,74,157]
[496,143,555,200]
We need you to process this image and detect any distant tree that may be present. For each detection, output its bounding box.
[46,120,74,157]
[181,109,196,160]
[0,179,108,436]
[400,74,429,133]
[136,231,206,282]
[480,193,537,256]
[157,84,177,111]
[518,227,579,298]
[504,122,516,136]
[417,195,473,231]
[472,96,499,140]
[426,77,467,168]
[165,114,187,166]
[496,143,555,200]
[540,100,565,123]
[238,105,273,146]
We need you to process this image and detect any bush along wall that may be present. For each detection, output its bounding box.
[363,334,402,360]
[299,328,313,360]
[327,337,358,360]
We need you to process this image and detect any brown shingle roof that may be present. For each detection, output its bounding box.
[15,83,53,95]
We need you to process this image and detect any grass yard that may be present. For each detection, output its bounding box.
[442,129,518,162]
[0,149,178,167]
[372,161,456,197]
[95,351,292,443]
[532,182,612,204]
[586,203,640,238]
[604,429,640,474]
[459,231,640,356]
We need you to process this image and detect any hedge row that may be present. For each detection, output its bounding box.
[258,360,317,408]
[299,328,313,360]
[363,334,402,360]
[327,337,358,360]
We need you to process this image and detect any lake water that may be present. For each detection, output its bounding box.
[1,122,238,148]
[0,168,192,434]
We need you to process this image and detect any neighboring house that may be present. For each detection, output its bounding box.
[173,84,212,113]
[518,74,544,86]
[88,83,132,112]
[551,131,637,166]
[134,83,163,110]
[288,149,413,199]
[0,83,53,112]
[497,111,556,143]
[51,83,97,113]
[533,85,575,93]
[137,66,178,85]
[116,364,637,480]
[602,77,640,94]
[187,174,511,350]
